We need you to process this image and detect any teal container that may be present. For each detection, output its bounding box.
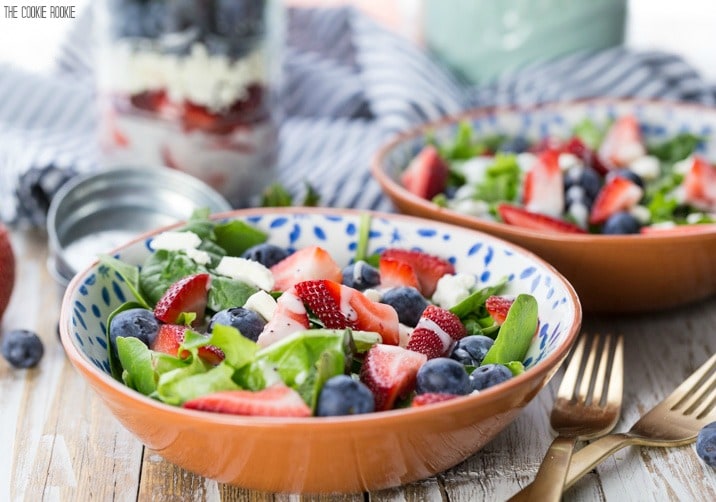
[423,0,627,84]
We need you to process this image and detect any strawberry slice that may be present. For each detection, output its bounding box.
[589,176,644,224]
[407,304,466,358]
[256,287,310,347]
[562,136,608,176]
[597,115,646,169]
[400,145,449,200]
[151,324,225,365]
[380,249,455,297]
[153,273,211,325]
[293,280,400,345]
[183,385,311,417]
[359,344,427,411]
[412,393,460,407]
[497,203,587,234]
[523,149,564,217]
[270,246,342,292]
[379,257,420,291]
[683,156,716,211]
[130,90,168,113]
[485,295,514,325]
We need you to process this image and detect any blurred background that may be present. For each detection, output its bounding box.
[0,0,714,80]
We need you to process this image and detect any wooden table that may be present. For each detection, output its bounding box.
[2,228,716,501]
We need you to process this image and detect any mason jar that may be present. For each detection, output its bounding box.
[94,0,283,206]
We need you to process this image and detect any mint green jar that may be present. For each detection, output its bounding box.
[423,0,626,83]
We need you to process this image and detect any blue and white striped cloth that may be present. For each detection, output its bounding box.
[2,6,716,223]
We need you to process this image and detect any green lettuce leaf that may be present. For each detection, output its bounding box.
[573,118,606,150]
[156,361,239,405]
[473,154,521,203]
[116,336,156,395]
[106,301,148,379]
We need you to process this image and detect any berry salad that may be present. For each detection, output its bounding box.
[402,115,716,234]
[101,211,540,417]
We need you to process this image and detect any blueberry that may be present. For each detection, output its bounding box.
[214,0,265,38]
[342,260,380,291]
[608,169,644,188]
[602,211,641,235]
[565,165,601,200]
[380,287,429,327]
[241,243,290,268]
[469,364,512,391]
[208,307,266,341]
[416,358,471,395]
[1,329,44,369]
[498,136,530,154]
[316,375,375,416]
[697,422,716,467]
[109,308,160,359]
[451,335,494,367]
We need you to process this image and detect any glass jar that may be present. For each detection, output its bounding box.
[94,0,283,206]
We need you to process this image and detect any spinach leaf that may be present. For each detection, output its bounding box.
[450,277,508,319]
[482,294,538,365]
[207,276,258,312]
[177,208,216,240]
[99,255,151,309]
[213,220,267,257]
[139,250,206,306]
[648,133,703,164]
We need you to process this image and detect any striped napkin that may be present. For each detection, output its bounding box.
[1,6,715,224]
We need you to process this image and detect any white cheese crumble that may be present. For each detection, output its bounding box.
[362,288,382,302]
[629,155,660,181]
[558,153,582,171]
[461,156,494,185]
[243,290,277,321]
[629,205,651,225]
[674,156,694,175]
[150,231,202,251]
[449,199,490,218]
[432,273,476,309]
[185,248,211,265]
[516,152,538,173]
[567,203,589,229]
[687,212,706,224]
[215,256,275,291]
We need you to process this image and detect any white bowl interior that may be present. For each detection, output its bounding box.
[65,211,578,377]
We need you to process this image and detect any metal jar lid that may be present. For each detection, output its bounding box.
[47,165,232,286]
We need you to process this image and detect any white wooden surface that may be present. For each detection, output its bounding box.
[2,228,716,501]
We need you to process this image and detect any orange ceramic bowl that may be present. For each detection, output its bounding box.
[59,208,581,494]
[372,99,716,313]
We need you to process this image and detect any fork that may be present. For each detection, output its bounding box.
[508,333,624,501]
[562,351,716,491]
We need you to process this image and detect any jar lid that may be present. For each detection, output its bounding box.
[47,165,232,286]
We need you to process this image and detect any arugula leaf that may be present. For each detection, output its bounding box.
[99,255,151,309]
[106,301,148,379]
[207,276,258,313]
[139,250,206,306]
[116,336,156,395]
[573,118,606,150]
[213,220,267,257]
[450,277,508,318]
[261,183,293,207]
[648,133,703,163]
[482,294,538,365]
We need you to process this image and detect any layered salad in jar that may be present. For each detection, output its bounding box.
[94,0,281,205]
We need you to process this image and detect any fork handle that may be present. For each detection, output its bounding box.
[563,433,636,490]
[507,436,577,502]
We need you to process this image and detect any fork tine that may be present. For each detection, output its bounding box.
[693,384,716,420]
[606,335,624,406]
[576,334,600,402]
[590,335,612,405]
[558,335,587,400]
[668,353,716,411]
[682,366,716,415]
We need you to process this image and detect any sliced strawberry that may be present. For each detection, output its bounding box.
[270,246,342,292]
[293,280,400,345]
[407,305,467,358]
[412,393,460,407]
[400,145,449,200]
[256,287,310,347]
[181,101,236,135]
[485,295,514,325]
[151,324,225,365]
[359,344,427,411]
[523,149,564,217]
[379,257,420,291]
[683,156,716,211]
[589,176,644,224]
[153,273,211,324]
[183,385,311,417]
[562,136,608,175]
[597,115,646,169]
[380,248,455,297]
[130,90,168,113]
[497,203,587,234]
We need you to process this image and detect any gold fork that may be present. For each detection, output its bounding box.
[508,333,624,501]
[562,351,716,491]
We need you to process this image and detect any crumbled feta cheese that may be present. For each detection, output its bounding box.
[185,248,211,265]
[362,288,382,302]
[243,290,277,321]
[432,273,476,309]
[674,156,694,175]
[629,155,660,181]
[558,153,582,171]
[398,323,412,348]
[215,256,275,291]
[687,212,706,224]
[671,186,687,204]
[450,199,490,218]
[629,205,651,225]
[461,156,494,184]
[567,203,589,229]
[516,152,538,172]
[648,221,677,230]
[149,231,201,251]
[616,142,646,165]
[453,184,477,200]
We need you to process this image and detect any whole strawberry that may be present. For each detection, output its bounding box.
[0,224,15,321]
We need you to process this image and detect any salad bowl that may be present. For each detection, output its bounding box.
[59,208,580,494]
[372,99,716,313]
